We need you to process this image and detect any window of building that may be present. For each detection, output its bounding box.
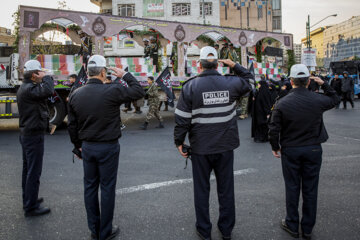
[101,9,112,14]
[272,0,281,10]
[257,7,263,19]
[200,2,212,16]
[118,4,135,17]
[273,16,281,30]
[172,3,191,16]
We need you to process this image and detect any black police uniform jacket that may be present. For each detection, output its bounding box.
[17,76,54,136]
[268,83,340,151]
[67,73,145,149]
[174,63,253,155]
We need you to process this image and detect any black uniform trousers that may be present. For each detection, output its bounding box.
[342,91,354,109]
[281,145,323,235]
[191,150,235,238]
[82,141,120,240]
[20,134,44,212]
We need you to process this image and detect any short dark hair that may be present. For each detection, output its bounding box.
[292,77,309,88]
[23,70,39,80]
[148,76,154,81]
[69,74,77,79]
[200,59,218,70]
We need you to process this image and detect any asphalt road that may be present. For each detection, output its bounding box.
[0,101,359,240]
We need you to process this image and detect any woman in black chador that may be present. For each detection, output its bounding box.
[251,79,272,143]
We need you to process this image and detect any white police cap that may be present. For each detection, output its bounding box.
[289,64,310,78]
[199,46,218,60]
[87,55,107,69]
[24,60,46,72]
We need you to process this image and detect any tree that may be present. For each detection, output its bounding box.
[287,50,295,73]
[12,10,20,52]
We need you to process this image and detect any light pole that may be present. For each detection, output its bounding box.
[306,14,337,49]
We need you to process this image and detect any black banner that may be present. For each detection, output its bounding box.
[156,67,174,108]
[73,66,88,89]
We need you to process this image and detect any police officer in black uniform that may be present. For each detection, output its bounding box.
[174,47,253,240]
[67,55,145,240]
[17,60,54,217]
[269,64,340,240]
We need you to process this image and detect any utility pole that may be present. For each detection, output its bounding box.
[306,15,311,49]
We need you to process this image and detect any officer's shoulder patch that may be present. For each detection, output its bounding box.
[182,76,197,86]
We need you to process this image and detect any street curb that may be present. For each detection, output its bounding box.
[0,119,19,130]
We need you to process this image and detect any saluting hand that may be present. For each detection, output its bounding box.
[109,67,126,78]
[218,59,236,68]
[310,77,324,86]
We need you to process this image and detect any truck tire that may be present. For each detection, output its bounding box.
[49,99,66,126]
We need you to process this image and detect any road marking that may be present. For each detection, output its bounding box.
[116,168,258,195]
[325,154,360,161]
[331,134,360,142]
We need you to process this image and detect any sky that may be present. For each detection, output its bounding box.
[1,0,360,44]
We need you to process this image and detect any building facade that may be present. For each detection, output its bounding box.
[91,0,282,32]
[301,16,360,68]
[293,43,302,64]
[220,0,282,32]
[91,0,220,25]
[323,16,360,68]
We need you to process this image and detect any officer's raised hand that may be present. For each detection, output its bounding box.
[108,67,127,78]
[219,59,236,68]
[310,76,324,86]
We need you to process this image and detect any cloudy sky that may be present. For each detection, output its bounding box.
[1,0,360,43]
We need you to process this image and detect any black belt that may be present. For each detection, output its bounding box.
[83,140,118,145]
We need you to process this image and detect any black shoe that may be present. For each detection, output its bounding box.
[90,233,98,240]
[217,226,231,240]
[25,206,51,217]
[105,226,120,240]
[196,229,211,240]
[23,198,44,210]
[155,122,164,128]
[302,232,312,240]
[280,219,299,238]
[139,122,148,130]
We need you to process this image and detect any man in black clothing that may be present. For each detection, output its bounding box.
[77,30,93,68]
[341,71,354,109]
[67,55,145,240]
[330,74,342,109]
[174,47,252,240]
[269,64,340,240]
[17,60,54,217]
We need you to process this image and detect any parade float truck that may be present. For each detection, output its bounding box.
[330,60,360,98]
[0,5,294,126]
[0,53,179,126]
